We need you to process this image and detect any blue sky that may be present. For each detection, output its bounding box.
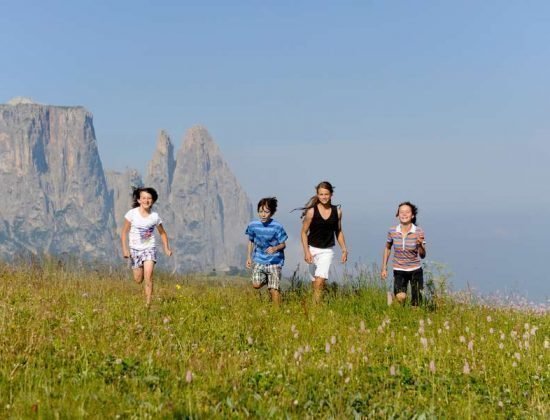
[2,1,549,300]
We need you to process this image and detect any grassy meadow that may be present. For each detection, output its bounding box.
[0,260,548,418]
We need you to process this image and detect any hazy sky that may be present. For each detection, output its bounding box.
[2,1,549,300]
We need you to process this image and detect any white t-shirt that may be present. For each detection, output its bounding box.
[124,208,163,250]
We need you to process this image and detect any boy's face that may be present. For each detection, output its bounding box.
[257,206,272,223]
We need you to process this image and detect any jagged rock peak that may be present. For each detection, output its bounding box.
[156,129,172,152]
[7,96,37,105]
[182,125,217,146]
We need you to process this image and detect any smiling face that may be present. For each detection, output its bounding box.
[138,191,154,210]
[397,204,414,225]
[258,206,272,223]
[317,187,332,205]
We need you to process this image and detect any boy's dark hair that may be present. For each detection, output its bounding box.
[132,187,159,208]
[396,201,418,224]
[257,197,278,215]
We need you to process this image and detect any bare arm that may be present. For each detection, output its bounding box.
[121,219,131,258]
[246,241,254,269]
[266,242,286,254]
[417,232,427,259]
[336,208,348,263]
[381,242,392,280]
[301,208,314,263]
[156,224,173,256]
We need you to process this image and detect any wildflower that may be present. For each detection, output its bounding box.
[330,336,337,345]
[420,337,428,350]
[437,328,442,335]
[350,346,356,354]
[544,339,549,349]
[468,341,474,351]
[359,320,366,332]
[247,336,254,345]
[524,323,530,331]
[345,377,350,383]
[418,326,425,335]
[291,324,296,333]
[293,400,298,406]
[325,343,330,353]
[524,341,529,349]
[387,291,393,306]
[82,292,89,298]
[463,360,470,375]
[175,284,181,290]
[512,361,517,367]
[500,333,506,340]
[363,355,368,363]
[163,317,170,324]
[305,345,311,353]
[486,315,492,322]
[427,318,432,326]
[419,319,425,327]
[465,326,470,333]
[293,332,299,339]
[498,401,503,407]
[338,369,343,377]
[389,366,396,376]
[293,351,301,361]
[530,327,538,336]
[489,328,494,334]
[429,360,436,373]
[444,321,450,330]
[459,336,466,343]
[185,370,193,383]
[514,352,521,361]
[499,343,504,350]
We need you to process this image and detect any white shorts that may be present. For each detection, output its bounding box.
[308,246,334,280]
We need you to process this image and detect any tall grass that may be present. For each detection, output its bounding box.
[0,259,548,418]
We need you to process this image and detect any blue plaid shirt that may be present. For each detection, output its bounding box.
[245,219,288,265]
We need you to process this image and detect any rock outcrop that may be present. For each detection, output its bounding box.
[0,100,117,260]
[0,99,252,272]
[164,126,252,272]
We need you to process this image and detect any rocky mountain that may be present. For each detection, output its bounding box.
[0,98,252,272]
[0,99,117,260]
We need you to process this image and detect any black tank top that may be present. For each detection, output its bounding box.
[308,205,339,248]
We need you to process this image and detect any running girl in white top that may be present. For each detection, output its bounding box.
[121,187,172,307]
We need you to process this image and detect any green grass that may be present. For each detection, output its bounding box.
[0,261,548,418]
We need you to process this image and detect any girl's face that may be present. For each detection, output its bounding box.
[258,206,272,223]
[397,205,414,225]
[138,192,154,210]
[317,188,332,205]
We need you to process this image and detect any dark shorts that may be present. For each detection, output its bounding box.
[393,267,424,306]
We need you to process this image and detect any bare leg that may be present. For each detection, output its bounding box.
[269,289,281,306]
[132,267,144,284]
[312,277,326,304]
[143,260,155,306]
[396,292,407,305]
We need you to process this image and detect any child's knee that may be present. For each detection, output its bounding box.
[396,292,407,303]
[252,284,262,289]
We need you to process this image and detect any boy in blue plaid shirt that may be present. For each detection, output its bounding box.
[245,197,288,305]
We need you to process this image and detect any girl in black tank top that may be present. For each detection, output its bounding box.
[298,181,348,303]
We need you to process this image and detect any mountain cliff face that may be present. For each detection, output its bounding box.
[0,99,252,271]
[164,126,252,272]
[0,100,117,260]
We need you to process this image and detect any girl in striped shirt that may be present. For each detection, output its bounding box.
[381,202,426,306]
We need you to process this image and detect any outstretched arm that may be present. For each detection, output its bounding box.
[157,224,173,256]
[246,241,254,268]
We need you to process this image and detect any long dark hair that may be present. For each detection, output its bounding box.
[396,201,418,224]
[294,181,335,218]
[132,187,159,208]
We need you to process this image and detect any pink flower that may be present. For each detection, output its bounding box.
[429,360,436,373]
[468,341,474,351]
[325,343,331,353]
[185,370,193,383]
[463,360,470,375]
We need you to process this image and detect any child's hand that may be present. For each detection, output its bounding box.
[417,234,425,246]
[246,258,252,269]
[381,269,388,280]
[341,250,348,263]
[304,251,313,264]
[165,249,173,257]
[123,250,130,259]
[266,246,277,254]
